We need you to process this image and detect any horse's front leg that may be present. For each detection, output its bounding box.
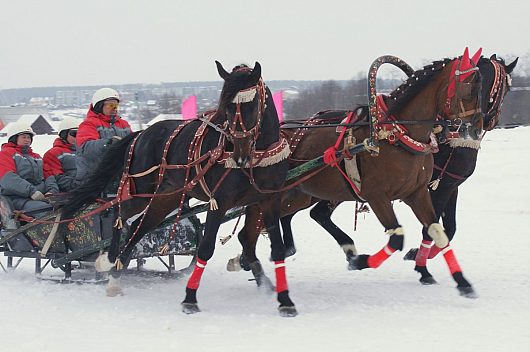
[404,188,476,298]
[262,196,297,317]
[350,198,403,270]
[181,209,225,314]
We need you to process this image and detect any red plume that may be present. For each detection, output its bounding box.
[459,47,474,82]
[471,48,482,65]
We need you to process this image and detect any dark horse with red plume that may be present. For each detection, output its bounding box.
[230,49,485,297]
[61,62,297,316]
[403,54,518,283]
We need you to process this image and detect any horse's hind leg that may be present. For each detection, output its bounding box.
[309,200,357,265]
[404,189,476,298]
[350,200,403,270]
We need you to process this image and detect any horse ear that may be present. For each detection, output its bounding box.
[471,48,482,65]
[490,54,498,61]
[460,47,471,68]
[216,61,230,80]
[505,57,518,74]
[249,62,261,84]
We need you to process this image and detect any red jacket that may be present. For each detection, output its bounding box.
[76,108,132,148]
[0,142,42,179]
[43,138,75,177]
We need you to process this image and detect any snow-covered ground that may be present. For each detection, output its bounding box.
[1,127,529,352]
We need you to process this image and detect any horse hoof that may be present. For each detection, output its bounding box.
[419,276,438,285]
[403,248,418,261]
[458,286,478,299]
[106,286,123,297]
[347,254,368,270]
[182,302,201,314]
[278,305,298,317]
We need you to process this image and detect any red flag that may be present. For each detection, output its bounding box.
[181,96,197,120]
[0,119,4,131]
[272,91,283,122]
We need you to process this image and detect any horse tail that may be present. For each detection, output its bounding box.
[61,131,142,216]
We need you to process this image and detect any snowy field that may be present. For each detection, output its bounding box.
[1,127,529,352]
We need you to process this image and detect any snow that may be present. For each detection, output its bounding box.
[1,127,530,352]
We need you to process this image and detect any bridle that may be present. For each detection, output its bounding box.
[226,72,267,144]
[483,59,510,131]
[440,57,483,138]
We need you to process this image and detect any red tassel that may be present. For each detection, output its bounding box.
[323,146,339,167]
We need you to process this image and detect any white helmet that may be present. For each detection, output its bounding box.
[6,121,36,139]
[58,116,81,133]
[91,88,120,106]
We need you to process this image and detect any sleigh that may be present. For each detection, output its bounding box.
[0,194,241,282]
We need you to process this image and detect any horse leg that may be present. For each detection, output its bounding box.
[309,200,357,266]
[404,189,475,297]
[233,205,274,291]
[182,209,225,314]
[262,197,297,317]
[280,213,297,258]
[349,199,403,270]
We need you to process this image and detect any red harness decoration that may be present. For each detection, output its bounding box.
[374,95,439,154]
[322,111,364,198]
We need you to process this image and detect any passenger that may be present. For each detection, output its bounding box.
[43,117,81,192]
[0,122,59,215]
[75,88,132,185]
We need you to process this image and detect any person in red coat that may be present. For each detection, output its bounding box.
[75,88,132,186]
[43,117,80,192]
[0,123,59,212]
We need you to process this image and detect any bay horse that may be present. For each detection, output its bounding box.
[62,61,297,317]
[231,50,485,297]
[403,55,518,284]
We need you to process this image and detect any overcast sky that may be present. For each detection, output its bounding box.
[0,0,528,89]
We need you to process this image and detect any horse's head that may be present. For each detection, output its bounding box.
[216,61,266,167]
[477,54,518,132]
[439,48,484,140]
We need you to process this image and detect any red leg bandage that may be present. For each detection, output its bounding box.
[368,245,396,268]
[274,261,288,293]
[442,245,462,274]
[186,258,207,290]
[428,246,442,259]
[415,240,433,266]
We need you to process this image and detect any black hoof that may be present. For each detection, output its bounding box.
[348,254,369,270]
[403,248,418,261]
[458,286,478,299]
[420,276,438,285]
[278,305,298,317]
[181,302,201,314]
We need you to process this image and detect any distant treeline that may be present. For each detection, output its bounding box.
[284,75,530,126]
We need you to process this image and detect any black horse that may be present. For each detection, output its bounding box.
[246,55,516,288]
[403,55,518,283]
[62,61,297,317]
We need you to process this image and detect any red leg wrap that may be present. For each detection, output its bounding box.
[186,258,207,290]
[415,240,433,266]
[368,245,396,268]
[442,246,462,274]
[428,246,442,259]
[274,261,288,293]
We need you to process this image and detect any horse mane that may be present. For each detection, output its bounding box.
[387,58,452,116]
[60,131,142,216]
